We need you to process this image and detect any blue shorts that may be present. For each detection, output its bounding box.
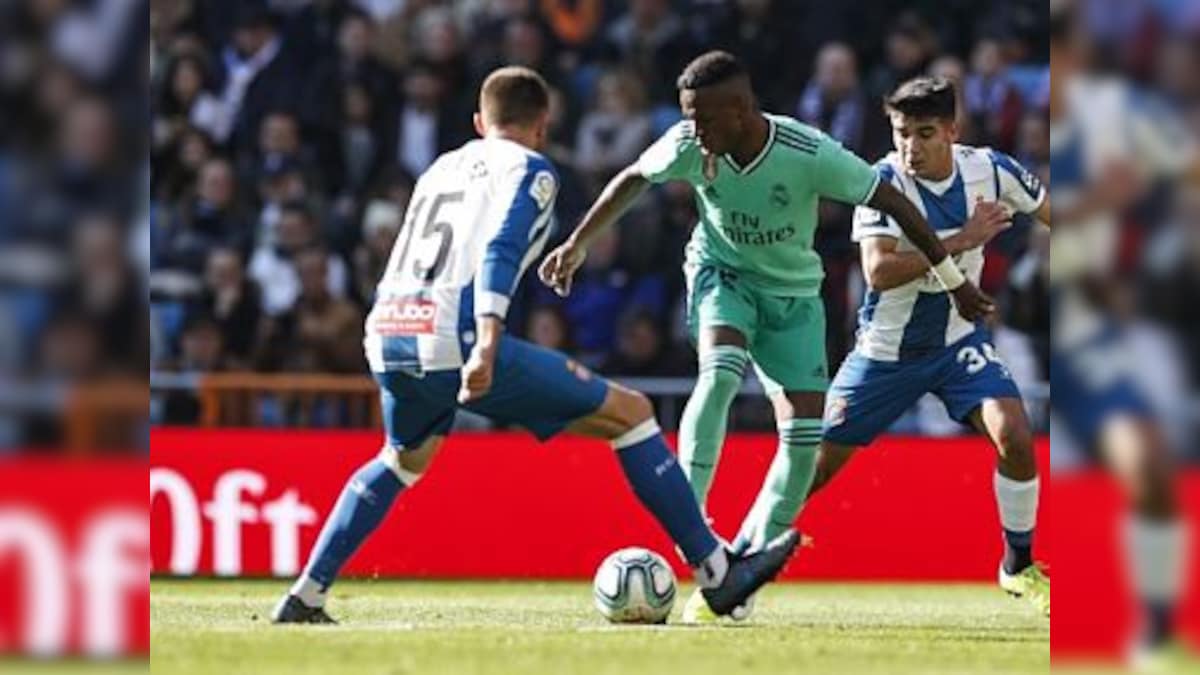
[374,335,609,450]
[1049,328,1152,451]
[822,330,1022,446]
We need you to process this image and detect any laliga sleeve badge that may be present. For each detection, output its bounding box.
[529,170,557,210]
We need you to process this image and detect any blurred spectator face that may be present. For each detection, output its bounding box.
[233,21,275,58]
[886,30,925,72]
[489,0,531,17]
[526,307,568,351]
[60,98,116,170]
[343,84,373,125]
[338,14,373,62]
[971,39,1005,78]
[171,57,205,108]
[1018,114,1049,163]
[1156,37,1200,101]
[39,315,100,378]
[888,111,957,179]
[596,71,645,116]
[929,55,966,86]
[503,19,545,67]
[276,209,315,253]
[296,249,330,300]
[261,168,308,204]
[178,128,214,172]
[617,314,661,363]
[404,68,443,109]
[179,319,223,370]
[631,0,668,28]
[205,248,245,293]
[736,0,772,18]
[198,159,236,208]
[29,0,68,25]
[259,113,300,156]
[417,10,460,64]
[815,43,858,98]
[73,215,129,302]
[36,61,83,119]
[362,200,402,256]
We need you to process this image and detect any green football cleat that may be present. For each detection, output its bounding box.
[998,563,1050,617]
[1128,640,1199,673]
[680,588,755,624]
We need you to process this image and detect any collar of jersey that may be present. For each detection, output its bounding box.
[913,161,959,195]
[722,117,776,175]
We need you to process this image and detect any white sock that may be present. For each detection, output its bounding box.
[1125,515,1187,605]
[692,546,729,589]
[290,575,327,608]
[994,473,1039,532]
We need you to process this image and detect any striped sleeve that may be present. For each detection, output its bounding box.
[989,150,1045,215]
[635,121,699,184]
[852,162,904,242]
[475,154,558,319]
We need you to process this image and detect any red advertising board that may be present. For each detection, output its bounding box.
[150,429,1049,581]
[0,460,148,657]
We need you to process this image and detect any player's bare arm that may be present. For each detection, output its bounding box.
[867,180,995,319]
[539,165,651,296]
[1034,197,1050,227]
[862,200,1011,291]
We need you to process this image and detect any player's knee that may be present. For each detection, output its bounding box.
[1131,448,1177,518]
[378,438,441,485]
[995,421,1034,461]
[615,389,655,429]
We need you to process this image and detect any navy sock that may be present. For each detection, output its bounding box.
[1146,600,1175,646]
[1002,528,1034,575]
[302,458,404,589]
[616,432,719,564]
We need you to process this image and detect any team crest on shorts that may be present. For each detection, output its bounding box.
[825,396,848,427]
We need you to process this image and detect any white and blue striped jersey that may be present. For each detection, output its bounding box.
[363,137,558,372]
[851,144,1046,362]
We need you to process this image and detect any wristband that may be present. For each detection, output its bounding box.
[931,256,966,290]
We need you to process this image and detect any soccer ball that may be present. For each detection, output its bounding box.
[592,547,677,624]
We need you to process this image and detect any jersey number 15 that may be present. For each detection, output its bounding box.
[390,190,464,284]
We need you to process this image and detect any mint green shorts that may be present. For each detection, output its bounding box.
[685,263,828,395]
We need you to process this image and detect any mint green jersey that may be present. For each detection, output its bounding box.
[636,113,880,296]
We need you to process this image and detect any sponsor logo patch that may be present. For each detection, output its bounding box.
[369,298,438,335]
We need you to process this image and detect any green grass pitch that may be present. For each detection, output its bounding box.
[151,579,1049,675]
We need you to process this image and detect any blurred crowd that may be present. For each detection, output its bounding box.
[0,0,147,449]
[147,0,1051,408]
